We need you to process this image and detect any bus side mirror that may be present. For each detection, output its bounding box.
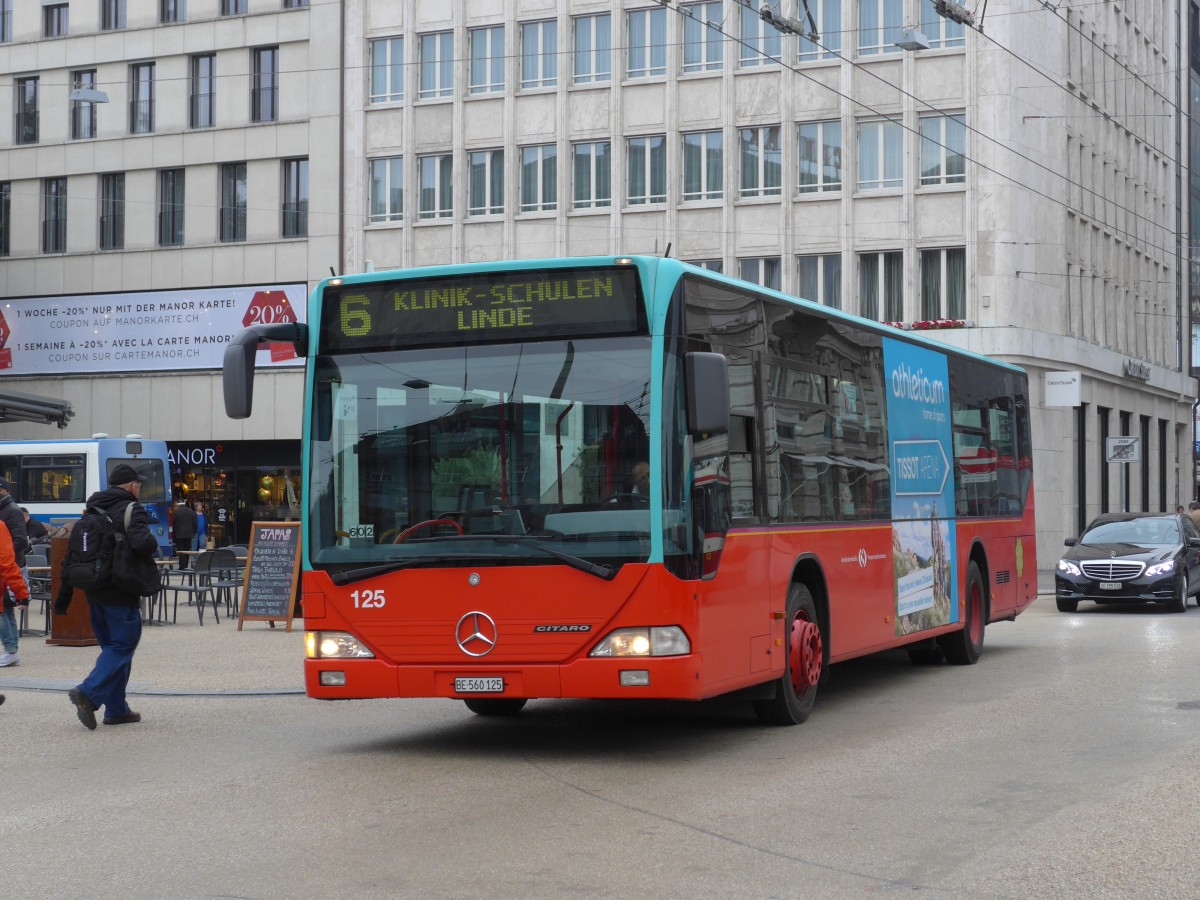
[223,323,308,419]
[685,352,729,436]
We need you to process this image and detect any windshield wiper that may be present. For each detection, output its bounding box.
[329,555,503,585]
[429,534,618,581]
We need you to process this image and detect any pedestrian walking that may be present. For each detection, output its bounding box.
[1189,501,1200,530]
[172,498,198,569]
[194,501,207,551]
[0,517,31,668]
[55,464,158,730]
[0,479,29,667]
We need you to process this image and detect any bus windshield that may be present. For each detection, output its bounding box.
[310,337,653,570]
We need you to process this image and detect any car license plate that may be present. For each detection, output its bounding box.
[454,677,504,693]
[1099,582,1122,590]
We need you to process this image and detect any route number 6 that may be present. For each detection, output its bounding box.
[352,589,386,609]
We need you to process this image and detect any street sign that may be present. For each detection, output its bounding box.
[1105,436,1141,463]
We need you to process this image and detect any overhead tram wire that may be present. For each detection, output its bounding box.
[660,0,1185,270]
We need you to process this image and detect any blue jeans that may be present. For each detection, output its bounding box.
[0,606,16,653]
[79,604,142,718]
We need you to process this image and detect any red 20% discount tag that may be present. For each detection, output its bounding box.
[242,291,300,362]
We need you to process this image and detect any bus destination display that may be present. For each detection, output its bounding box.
[320,267,644,352]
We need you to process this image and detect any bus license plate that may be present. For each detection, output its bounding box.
[1099,582,1122,590]
[455,677,504,693]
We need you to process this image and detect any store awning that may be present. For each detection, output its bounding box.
[0,389,74,429]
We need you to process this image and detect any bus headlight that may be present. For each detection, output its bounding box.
[589,626,690,658]
[305,631,375,659]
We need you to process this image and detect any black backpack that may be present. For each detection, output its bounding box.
[64,505,120,590]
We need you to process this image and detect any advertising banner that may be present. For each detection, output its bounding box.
[883,337,958,634]
[0,284,307,375]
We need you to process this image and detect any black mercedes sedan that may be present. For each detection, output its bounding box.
[1055,512,1200,613]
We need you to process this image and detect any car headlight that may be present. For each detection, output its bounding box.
[1057,559,1082,577]
[305,631,375,659]
[589,626,691,657]
[1145,560,1175,577]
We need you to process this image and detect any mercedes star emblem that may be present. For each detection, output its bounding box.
[455,611,498,657]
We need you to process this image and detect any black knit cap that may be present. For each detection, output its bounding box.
[108,464,145,486]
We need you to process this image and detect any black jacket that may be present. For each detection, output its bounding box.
[56,487,159,609]
[172,503,198,542]
[0,494,27,568]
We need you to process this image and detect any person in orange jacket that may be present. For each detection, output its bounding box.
[0,518,31,673]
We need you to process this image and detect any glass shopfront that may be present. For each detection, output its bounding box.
[167,440,301,547]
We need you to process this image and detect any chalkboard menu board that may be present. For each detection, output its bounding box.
[238,521,302,632]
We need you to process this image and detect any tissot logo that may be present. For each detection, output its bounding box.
[534,625,592,633]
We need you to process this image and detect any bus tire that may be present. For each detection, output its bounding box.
[464,698,527,717]
[753,583,822,726]
[939,561,985,665]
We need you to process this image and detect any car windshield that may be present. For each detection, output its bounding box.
[1082,517,1179,547]
[308,337,654,570]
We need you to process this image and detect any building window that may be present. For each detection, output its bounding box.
[857,119,902,190]
[627,8,667,79]
[468,149,504,217]
[282,0,308,8]
[252,47,279,122]
[158,169,185,246]
[130,62,155,134]
[691,259,723,273]
[920,247,966,319]
[799,0,841,60]
[520,144,557,212]
[627,135,666,206]
[44,4,68,37]
[740,0,782,67]
[42,177,67,254]
[160,0,186,23]
[859,251,903,321]
[419,32,453,99]
[190,54,215,128]
[70,70,98,140]
[101,0,126,30]
[739,126,782,198]
[572,141,612,210]
[99,173,125,251]
[0,1,10,44]
[282,158,308,238]
[220,163,247,242]
[683,130,723,201]
[369,157,404,223]
[0,182,9,256]
[920,0,965,48]
[682,2,723,73]
[739,257,781,290]
[418,154,453,219]
[858,0,902,56]
[798,253,841,308]
[469,26,504,94]
[798,120,842,193]
[370,38,404,103]
[521,20,558,89]
[920,113,966,185]
[574,14,612,84]
[220,0,246,14]
[15,77,38,145]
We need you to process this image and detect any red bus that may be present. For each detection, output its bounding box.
[224,256,1036,725]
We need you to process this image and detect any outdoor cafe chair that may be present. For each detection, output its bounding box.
[23,551,51,636]
[166,550,222,625]
[207,549,242,618]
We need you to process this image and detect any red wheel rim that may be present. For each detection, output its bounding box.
[968,578,983,645]
[788,615,822,694]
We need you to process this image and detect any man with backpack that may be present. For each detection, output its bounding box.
[54,464,159,730]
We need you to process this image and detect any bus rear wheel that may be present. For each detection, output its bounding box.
[939,561,986,665]
[463,698,527,717]
[753,583,823,726]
